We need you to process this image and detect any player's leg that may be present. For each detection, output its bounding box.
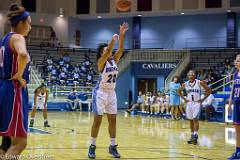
[66,99,74,110]
[29,105,37,127]
[170,105,174,119]
[228,102,240,159]
[91,114,103,141]
[43,107,50,127]
[106,114,120,158]
[150,105,154,115]
[127,103,138,112]
[179,104,185,117]
[0,137,11,155]
[146,105,150,114]
[191,103,201,145]
[186,103,195,144]
[5,137,27,157]
[88,89,104,159]
[107,114,116,143]
[154,105,159,115]
[88,114,102,159]
[175,106,180,119]
[140,104,145,113]
[105,91,120,158]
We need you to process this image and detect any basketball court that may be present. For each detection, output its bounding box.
[25,111,234,159]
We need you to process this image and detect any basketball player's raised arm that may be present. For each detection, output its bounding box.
[178,83,188,102]
[114,22,129,64]
[10,34,28,85]
[199,81,212,103]
[44,89,49,108]
[97,34,118,72]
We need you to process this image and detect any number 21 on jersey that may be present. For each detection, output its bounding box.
[107,74,116,83]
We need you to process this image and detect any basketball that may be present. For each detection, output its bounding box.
[116,0,132,12]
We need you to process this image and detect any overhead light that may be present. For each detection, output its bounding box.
[137,14,142,17]
[180,12,185,15]
[59,8,64,17]
[227,10,231,12]
[97,16,102,19]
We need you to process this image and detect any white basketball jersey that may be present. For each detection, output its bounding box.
[99,60,118,90]
[185,79,201,102]
[36,92,46,103]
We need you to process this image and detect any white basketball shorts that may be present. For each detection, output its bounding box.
[186,101,201,120]
[92,88,117,115]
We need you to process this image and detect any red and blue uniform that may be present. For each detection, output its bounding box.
[0,32,30,138]
[232,71,240,125]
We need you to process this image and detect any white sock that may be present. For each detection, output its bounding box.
[110,138,116,146]
[44,119,48,122]
[91,137,96,145]
[194,131,198,135]
[30,118,34,121]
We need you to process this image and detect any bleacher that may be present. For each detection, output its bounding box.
[28,46,99,79]
[27,46,100,111]
[190,48,238,71]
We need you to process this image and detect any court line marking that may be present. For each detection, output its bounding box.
[25,147,220,160]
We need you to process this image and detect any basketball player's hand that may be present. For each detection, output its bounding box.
[112,34,119,41]
[120,22,129,35]
[18,78,27,88]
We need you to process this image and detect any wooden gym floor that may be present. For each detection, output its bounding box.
[22,111,235,160]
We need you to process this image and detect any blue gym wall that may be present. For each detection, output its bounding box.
[69,14,227,49]
[141,14,227,49]
[68,17,133,49]
[116,66,133,108]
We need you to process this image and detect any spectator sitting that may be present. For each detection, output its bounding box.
[47,64,53,71]
[197,69,207,80]
[63,52,71,63]
[80,62,87,73]
[88,67,96,75]
[59,70,67,85]
[73,64,80,73]
[66,88,78,111]
[204,73,214,85]
[150,93,158,116]
[143,92,152,114]
[86,74,93,86]
[83,54,92,69]
[73,72,80,85]
[126,91,145,113]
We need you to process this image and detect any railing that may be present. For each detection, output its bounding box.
[30,66,41,85]
[209,74,233,92]
[185,36,227,48]
[53,85,94,98]
[165,50,191,87]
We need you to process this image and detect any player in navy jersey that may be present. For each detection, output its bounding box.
[228,54,240,160]
[88,23,129,159]
[0,3,31,157]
